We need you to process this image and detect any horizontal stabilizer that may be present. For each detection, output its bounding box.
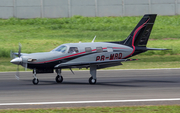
[146,48,170,50]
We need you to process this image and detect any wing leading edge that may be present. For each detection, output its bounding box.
[54,59,138,69]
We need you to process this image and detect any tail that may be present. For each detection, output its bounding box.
[118,14,168,57]
[123,14,157,47]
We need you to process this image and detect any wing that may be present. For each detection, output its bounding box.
[54,59,138,69]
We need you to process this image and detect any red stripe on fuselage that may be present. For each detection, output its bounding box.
[35,51,86,64]
[33,47,108,64]
[34,47,128,64]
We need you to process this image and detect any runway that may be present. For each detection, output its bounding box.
[0,69,180,109]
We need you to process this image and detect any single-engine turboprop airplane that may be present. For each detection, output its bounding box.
[10,14,167,85]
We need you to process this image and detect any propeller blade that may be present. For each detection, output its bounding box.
[15,65,20,80]
[10,50,16,59]
[24,63,27,71]
[10,50,13,59]
[18,43,22,57]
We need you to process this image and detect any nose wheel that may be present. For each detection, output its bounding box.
[32,78,39,85]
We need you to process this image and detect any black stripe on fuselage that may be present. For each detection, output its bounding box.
[27,51,99,69]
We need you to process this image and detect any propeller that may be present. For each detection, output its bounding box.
[15,65,20,80]
[18,43,21,57]
[10,43,22,80]
[16,43,22,80]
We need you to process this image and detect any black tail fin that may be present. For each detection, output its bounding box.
[123,14,157,47]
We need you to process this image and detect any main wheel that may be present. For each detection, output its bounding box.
[56,75,63,83]
[32,78,39,85]
[89,77,96,84]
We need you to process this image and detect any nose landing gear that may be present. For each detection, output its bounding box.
[32,69,39,85]
[32,78,39,85]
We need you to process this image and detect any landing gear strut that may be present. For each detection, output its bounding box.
[32,69,39,85]
[55,69,63,83]
[89,65,97,84]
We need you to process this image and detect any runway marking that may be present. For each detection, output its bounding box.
[1,68,180,73]
[0,98,180,106]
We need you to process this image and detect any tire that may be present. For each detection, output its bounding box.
[32,78,39,85]
[56,75,63,83]
[89,77,96,84]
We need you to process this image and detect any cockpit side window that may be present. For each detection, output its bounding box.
[51,45,67,53]
[68,47,79,54]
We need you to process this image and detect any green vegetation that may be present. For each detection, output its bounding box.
[0,15,180,56]
[0,105,180,113]
[0,15,179,71]
[0,16,180,111]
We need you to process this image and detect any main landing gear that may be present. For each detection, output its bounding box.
[89,65,97,84]
[55,66,97,84]
[55,69,63,83]
[54,66,97,85]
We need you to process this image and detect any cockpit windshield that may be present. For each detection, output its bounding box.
[51,45,67,53]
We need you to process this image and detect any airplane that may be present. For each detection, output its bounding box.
[10,14,168,85]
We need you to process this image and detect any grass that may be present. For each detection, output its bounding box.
[0,15,180,71]
[0,105,180,113]
[0,15,180,56]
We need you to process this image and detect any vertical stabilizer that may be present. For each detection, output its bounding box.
[123,14,157,47]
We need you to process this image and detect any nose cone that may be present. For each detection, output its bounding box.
[10,57,22,65]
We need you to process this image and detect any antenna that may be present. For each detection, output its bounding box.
[92,35,96,43]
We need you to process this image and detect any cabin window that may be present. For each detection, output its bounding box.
[85,47,92,53]
[68,47,79,53]
[107,47,113,52]
[96,47,103,53]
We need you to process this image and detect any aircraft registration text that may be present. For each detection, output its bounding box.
[96,53,122,61]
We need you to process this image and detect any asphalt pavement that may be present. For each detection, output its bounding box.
[0,69,180,109]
